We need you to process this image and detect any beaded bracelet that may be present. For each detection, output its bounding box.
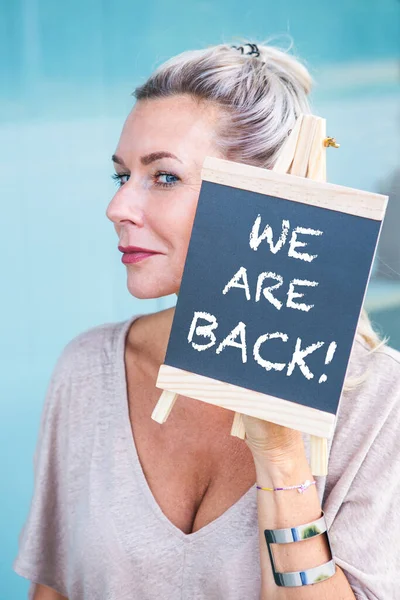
[256,479,316,494]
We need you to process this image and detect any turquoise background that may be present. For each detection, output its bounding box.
[1,1,399,597]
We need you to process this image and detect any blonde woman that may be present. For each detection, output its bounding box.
[14,42,400,600]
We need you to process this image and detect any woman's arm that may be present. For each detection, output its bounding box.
[32,584,68,600]
[242,416,356,599]
[253,449,356,599]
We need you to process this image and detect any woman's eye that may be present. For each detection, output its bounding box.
[154,172,180,188]
[111,171,180,189]
[111,173,129,187]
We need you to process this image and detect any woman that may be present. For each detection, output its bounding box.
[14,41,400,599]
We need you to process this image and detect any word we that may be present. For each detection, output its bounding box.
[250,216,323,261]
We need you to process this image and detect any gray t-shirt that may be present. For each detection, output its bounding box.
[13,315,400,599]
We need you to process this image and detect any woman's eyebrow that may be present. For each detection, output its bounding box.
[111,154,126,167]
[141,151,183,165]
[111,151,183,167]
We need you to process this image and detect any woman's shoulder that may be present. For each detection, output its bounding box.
[37,316,138,445]
[53,315,136,381]
[347,335,400,395]
[341,335,400,422]
[329,337,400,474]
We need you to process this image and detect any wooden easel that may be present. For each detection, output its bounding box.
[151,114,339,476]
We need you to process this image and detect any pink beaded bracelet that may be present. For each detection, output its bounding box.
[256,479,316,494]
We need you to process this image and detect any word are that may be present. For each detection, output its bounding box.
[187,311,337,382]
[249,216,323,262]
[223,266,318,312]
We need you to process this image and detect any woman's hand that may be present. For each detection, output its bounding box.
[241,413,305,469]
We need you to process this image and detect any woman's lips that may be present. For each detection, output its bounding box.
[121,251,157,264]
[118,245,160,264]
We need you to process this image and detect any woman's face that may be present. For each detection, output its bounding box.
[106,94,224,299]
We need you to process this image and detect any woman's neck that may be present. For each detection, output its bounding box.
[127,306,175,367]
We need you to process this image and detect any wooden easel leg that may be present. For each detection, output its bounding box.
[230,412,246,439]
[151,390,178,424]
[306,118,327,182]
[272,114,304,174]
[310,436,328,476]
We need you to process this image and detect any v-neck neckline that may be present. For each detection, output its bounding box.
[115,314,257,543]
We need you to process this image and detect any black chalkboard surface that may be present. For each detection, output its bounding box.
[159,157,387,437]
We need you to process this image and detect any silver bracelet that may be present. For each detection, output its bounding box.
[264,511,336,587]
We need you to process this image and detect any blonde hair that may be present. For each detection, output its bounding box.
[135,42,311,168]
[133,41,385,384]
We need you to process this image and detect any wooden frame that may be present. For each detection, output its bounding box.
[156,364,335,438]
[201,157,386,221]
[151,113,387,476]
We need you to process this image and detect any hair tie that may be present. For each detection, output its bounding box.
[231,43,260,58]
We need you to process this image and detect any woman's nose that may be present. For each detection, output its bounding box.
[105,184,144,228]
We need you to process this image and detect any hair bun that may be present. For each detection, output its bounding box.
[257,44,312,96]
[231,41,312,96]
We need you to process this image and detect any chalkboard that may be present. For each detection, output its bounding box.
[161,158,387,430]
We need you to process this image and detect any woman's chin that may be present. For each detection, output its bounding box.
[126,269,183,300]
[126,279,178,300]
[127,287,162,300]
